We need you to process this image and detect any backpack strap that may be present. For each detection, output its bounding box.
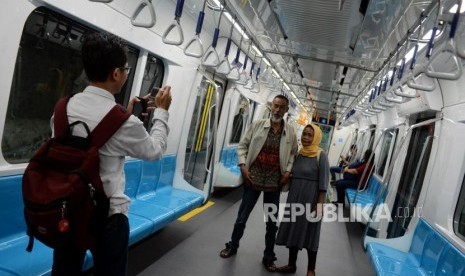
[91,104,131,148]
[53,95,74,137]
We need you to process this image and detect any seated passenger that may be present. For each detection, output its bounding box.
[334,149,374,205]
[329,144,359,183]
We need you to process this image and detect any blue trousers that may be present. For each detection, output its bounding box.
[228,185,280,264]
[335,179,358,204]
[52,213,129,276]
[330,166,343,181]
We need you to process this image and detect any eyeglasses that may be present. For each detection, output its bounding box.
[119,66,131,74]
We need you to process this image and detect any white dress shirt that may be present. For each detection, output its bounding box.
[54,86,170,217]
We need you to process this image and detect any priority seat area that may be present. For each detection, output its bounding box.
[220,146,240,175]
[366,218,465,275]
[0,154,203,275]
[345,174,385,208]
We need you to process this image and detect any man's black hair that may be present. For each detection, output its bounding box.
[274,94,289,106]
[81,32,128,82]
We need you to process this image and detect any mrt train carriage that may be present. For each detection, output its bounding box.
[2,0,465,275]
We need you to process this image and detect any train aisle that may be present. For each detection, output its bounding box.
[125,187,374,276]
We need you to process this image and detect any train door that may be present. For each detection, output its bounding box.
[183,77,223,191]
[387,120,435,238]
[213,88,250,188]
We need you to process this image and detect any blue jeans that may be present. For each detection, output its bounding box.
[335,179,358,204]
[228,185,280,264]
[52,213,129,276]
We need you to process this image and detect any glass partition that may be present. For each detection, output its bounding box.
[376,129,399,178]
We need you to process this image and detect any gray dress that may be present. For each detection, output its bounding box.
[275,152,329,251]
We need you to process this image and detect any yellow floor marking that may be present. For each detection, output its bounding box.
[177,201,215,222]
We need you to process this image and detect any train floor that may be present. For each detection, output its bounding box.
[90,186,375,276]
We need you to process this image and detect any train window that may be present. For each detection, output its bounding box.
[387,123,435,238]
[1,8,138,164]
[230,96,249,144]
[376,129,399,178]
[138,55,164,130]
[454,175,465,241]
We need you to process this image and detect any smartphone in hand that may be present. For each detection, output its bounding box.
[133,87,160,121]
[133,97,148,121]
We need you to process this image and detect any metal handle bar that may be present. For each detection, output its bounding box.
[163,0,185,45]
[131,0,156,28]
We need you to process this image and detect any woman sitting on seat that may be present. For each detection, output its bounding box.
[334,149,374,206]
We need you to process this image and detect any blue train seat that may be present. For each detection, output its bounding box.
[220,146,240,175]
[366,218,465,275]
[0,155,203,275]
[345,174,386,208]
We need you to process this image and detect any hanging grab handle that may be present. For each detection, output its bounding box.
[378,96,396,108]
[203,2,225,67]
[202,28,221,67]
[228,33,243,81]
[384,89,405,104]
[217,21,235,75]
[131,0,156,28]
[407,64,436,91]
[184,0,207,58]
[425,2,462,80]
[163,0,185,45]
[394,85,417,98]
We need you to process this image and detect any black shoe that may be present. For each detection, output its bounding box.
[219,243,237,258]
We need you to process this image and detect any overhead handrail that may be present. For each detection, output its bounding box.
[89,0,112,2]
[162,0,185,45]
[184,0,207,58]
[217,18,235,75]
[227,33,243,81]
[425,0,462,80]
[131,0,156,28]
[202,0,225,67]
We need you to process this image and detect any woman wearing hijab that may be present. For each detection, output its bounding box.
[275,124,329,276]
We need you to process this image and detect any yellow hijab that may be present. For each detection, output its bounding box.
[299,124,322,157]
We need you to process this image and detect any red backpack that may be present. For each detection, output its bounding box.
[22,95,130,252]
